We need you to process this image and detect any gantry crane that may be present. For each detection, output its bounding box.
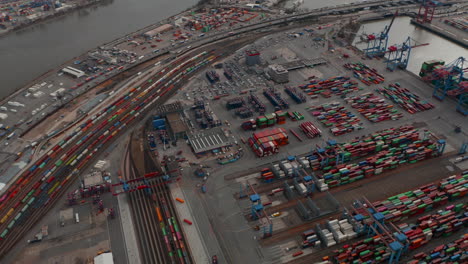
[416,0,437,24]
[448,81,468,115]
[110,170,179,196]
[363,10,398,58]
[352,197,408,264]
[429,57,466,101]
[386,37,412,71]
[247,179,273,238]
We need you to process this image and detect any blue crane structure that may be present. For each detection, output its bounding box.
[352,197,409,264]
[386,37,412,71]
[247,179,273,238]
[448,81,468,115]
[363,11,397,58]
[431,56,466,101]
[111,170,179,196]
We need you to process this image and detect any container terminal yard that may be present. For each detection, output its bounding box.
[0,0,467,263]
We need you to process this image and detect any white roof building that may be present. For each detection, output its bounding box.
[94,252,114,264]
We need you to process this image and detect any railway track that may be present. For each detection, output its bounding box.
[0,34,261,261]
[125,133,193,264]
[0,50,216,259]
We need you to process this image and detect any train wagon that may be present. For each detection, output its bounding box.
[0,229,8,239]
[7,220,16,229]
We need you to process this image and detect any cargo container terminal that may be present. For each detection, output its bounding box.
[0,0,467,263]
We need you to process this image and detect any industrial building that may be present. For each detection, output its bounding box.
[266,64,289,83]
[94,252,114,264]
[61,66,85,78]
[245,49,261,66]
[89,51,118,65]
[188,127,232,156]
[143,24,174,38]
[166,112,188,140]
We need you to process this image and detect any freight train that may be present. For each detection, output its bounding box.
[0,51,217,245]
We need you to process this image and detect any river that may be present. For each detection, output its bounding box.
[0,0,197,100]
[0,0,465,100]
[352,16,466,74]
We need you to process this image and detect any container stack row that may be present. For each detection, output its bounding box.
[326,219,358,244]
[343,62,385,85]
[299,121,322,138]
[320,228,337,247]
[319,141,437,188]
[284,86,307,103]
[345,92,403,122]
[226,97,245,110]
[439,173,468,200]
[409,234,467,264]
[299,76,359,98]
[325,172,467,263]
[248,94,266,114]
[263,88,289,110]
[377,83,435,113]
[235,107,253,119]
[288,111,304,121]
[206,70,220,84]
[260,168,275,183]
[396,203,467,250]
[301,229,321,249]
[302,126,422,171]
[244,111,288,130]
[309,102,362,136]
[248,128,288,157]
[332,235,392,263]
[278,159,301,177]
[372,171,468,222]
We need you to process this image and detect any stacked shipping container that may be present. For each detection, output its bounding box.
[397,204,467,250]
[343,62,385,86]
[241,111,287,131]
[248,128,288,157]
[409,234,467,263]
[226,97,245,110]
[304,126,430,171]
[345,93,403,122]
[284,86,307,103]
[377,83,435,114]
[319,139,437,188]
[299,121,322,138]
[248,94,266,114]
[299,76,359,98]
[263,88,289,109]
[372,172,468,222]
[309,102,362,136]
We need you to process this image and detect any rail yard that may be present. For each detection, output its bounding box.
[0,0,467,264]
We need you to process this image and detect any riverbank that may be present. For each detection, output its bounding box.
[0,0,106,38]
[0,2,200,104]
[410,18,468,48]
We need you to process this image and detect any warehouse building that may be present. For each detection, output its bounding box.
[143,24,174,38]
[166,112,188,140]
[94,252,114,264]
[62,66,85,78]
[267,64,289,83]
[188,127,232,156]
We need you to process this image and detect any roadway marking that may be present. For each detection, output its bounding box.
[445,31,456,37]
[433,25,443,31]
